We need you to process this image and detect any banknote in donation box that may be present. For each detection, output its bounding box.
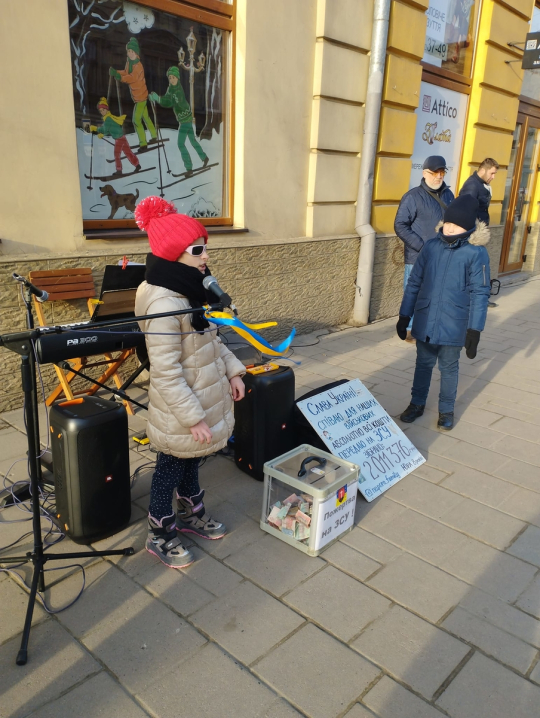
[296,379,425,502]
[261,445,359,556]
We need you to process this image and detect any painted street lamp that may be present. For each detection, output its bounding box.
[178,27,206,128]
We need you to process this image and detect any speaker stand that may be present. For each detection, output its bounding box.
[0,288,134,666]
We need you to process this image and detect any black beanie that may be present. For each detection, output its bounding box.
[443,195,479,231]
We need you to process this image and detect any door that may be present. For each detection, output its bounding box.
[500,117,540,273]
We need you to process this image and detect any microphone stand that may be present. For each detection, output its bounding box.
[0,296,228,666]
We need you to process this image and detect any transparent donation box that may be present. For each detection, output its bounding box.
[261,445,359,556]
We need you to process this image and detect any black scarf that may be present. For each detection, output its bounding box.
[438,226,474,246]
[421,178,449,212]
[145,253,213,333]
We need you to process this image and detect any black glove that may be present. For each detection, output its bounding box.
[396,315,410,340]
[465,329,480,359]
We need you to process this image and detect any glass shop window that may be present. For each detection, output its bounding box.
[422,0,479,78]
[68,0,233,230]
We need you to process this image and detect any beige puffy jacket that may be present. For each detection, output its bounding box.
[135,281,246,458]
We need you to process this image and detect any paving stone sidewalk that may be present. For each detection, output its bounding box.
[2,277,540,717]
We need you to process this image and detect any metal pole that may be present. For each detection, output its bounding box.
[116,79,123,116]
[151,100,164,195]
[87,131,94,190]
[350,0,391,326]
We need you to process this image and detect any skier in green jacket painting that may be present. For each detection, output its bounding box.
[149,67,208,177]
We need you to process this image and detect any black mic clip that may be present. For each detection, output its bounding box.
[12,273,49,303]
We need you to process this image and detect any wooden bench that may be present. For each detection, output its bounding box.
[28,268,136,414]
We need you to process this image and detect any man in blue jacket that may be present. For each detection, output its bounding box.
[458,158,498,225]
[395,156,455,341]
[396,195,491,431]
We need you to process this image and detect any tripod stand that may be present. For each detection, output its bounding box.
[0,286,134,666]
[1,279,230,666]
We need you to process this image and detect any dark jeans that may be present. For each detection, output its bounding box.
[403,263,414,331]
[148,454,200,522]
[411,340,462,414]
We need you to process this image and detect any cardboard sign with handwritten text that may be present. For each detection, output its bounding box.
[296,379,425,502]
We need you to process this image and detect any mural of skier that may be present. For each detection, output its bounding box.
[149,67,208,177]
[68,0,227,224]
[110,37,157,152]
[90,97,140,178]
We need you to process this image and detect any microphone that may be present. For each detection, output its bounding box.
[203,275,233,309]
[12,273,49,303]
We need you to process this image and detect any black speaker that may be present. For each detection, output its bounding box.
[294,379,350,451]
[233,366,295,480]
[50,396,131,544]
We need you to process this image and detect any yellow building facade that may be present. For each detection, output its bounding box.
[0,0,537,411]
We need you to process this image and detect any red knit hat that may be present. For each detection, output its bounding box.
[134,196,208,261]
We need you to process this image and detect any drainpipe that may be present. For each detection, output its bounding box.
[350,0,391,325]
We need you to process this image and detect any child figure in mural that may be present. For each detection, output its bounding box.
[110,37,157,153]
[149,67,209,178]
[90,97,140,178]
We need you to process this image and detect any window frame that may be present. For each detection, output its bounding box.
[79,0,236,234]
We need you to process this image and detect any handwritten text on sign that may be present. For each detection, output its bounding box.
[297,379,425,502]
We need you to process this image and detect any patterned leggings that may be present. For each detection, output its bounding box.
[148,453,200,522]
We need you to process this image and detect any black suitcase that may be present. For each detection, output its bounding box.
[234,366,295,480]
[50,396,131,544]
[293,379,350,451]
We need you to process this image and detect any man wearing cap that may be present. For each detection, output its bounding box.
[394,156,455,341]
[396,195,491,431]
[110,37,157,152]
[149,68,208,178]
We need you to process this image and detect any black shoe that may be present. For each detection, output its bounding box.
[133,164,141,172]
[111,170,122,178]
[438,412,454,430]
[137,145,150,154]
[400,403,425,423]
[201,157,209,169]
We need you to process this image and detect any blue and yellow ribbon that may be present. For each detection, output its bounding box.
[205,309,295,357]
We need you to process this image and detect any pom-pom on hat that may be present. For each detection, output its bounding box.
[97,97,109,111]
[135,196,208,262]
[126,37,140,55]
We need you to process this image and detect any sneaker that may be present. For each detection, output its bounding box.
[176,490,226,540]
[400,403,425,423]
[438,412,454,431]
[146,514,194,568]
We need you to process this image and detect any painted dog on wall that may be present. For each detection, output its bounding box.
[100,186,139,219]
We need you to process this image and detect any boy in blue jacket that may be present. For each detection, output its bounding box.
[396,195,491,430]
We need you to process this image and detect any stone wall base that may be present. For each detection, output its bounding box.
[0,238,360,412]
